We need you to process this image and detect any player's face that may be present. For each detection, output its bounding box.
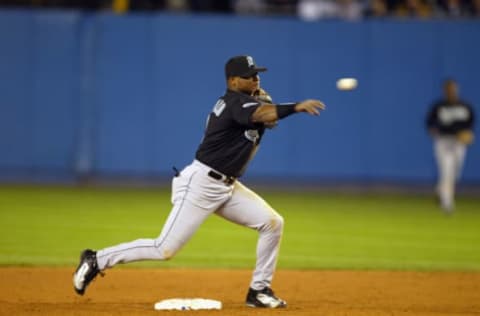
[234,73,260,94]
[443,81,458,102]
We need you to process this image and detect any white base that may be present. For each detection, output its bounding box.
[154,298,222,310]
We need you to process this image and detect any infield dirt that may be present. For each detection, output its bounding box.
[0,267,479,316]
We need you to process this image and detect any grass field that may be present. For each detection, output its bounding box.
[0,185,479,271]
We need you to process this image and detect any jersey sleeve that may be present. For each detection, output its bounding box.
[230,94,261,127]
[467,103,475,129]
[426,102,439,130]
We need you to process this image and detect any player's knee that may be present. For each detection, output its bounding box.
[153,245,177,261]
[270,214,284,233]
[162,249,175,260]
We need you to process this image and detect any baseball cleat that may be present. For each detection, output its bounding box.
[73,249,102,295]
[245,287,287,308]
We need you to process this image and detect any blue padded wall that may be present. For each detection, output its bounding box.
[0,11,479,183]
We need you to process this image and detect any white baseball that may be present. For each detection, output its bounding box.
[336,78,358,91]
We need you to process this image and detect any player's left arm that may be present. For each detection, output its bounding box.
[253,88,277,129]
[251,99,325,123]
[468,103,475,129]
[456,103,475,145]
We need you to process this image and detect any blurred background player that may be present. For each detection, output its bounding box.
[426,79,475,213]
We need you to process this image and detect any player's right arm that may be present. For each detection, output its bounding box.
[251,99,325,123]
[426,102,440,137]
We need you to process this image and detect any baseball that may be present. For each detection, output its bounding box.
[336,78,358,91]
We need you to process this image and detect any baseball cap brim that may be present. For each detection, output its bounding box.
[240,66,267,77]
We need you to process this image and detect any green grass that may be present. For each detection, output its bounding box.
[0,185,479,270]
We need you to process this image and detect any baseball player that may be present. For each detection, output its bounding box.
[73,55,325,308]
[426,79,475,212]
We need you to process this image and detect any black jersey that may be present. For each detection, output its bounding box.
[195,89,266,178]
[426,99,475,135]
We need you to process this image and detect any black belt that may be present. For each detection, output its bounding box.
[208,170,236,185]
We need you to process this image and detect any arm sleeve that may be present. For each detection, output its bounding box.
[457,102,475,131]
[426,103,438,130]
[468,104,475,129]
[230,95,261,127]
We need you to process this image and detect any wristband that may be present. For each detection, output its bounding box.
[276,103,297,119]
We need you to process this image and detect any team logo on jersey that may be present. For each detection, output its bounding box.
[213,99,226,117]
[439,106,469,125]
[244,129,259,143]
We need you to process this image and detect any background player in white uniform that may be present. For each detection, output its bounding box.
[73,55,325,308]
[426,79,475,213]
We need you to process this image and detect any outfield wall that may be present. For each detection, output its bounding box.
[0,10,479,183]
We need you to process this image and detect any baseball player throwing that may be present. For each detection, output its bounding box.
[426,79,475,213]
[73,55,325,308]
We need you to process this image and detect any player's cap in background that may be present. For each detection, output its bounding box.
[225,55,267,78]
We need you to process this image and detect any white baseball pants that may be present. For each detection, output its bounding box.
[96,160,284,290]
[434,137,467,210]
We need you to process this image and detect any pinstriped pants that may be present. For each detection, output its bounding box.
[434,136,467,210]
[96,160,284,290]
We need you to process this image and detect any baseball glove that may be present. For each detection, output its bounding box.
[253,88,273,104]
[457,130,474,145]
[253,88,277,129]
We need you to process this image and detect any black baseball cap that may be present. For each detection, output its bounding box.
[225,55,267,78]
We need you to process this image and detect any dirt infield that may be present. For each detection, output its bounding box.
[1,268,479,316]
